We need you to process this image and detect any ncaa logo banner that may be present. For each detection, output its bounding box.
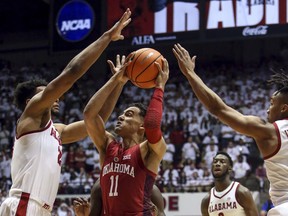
[56,0,95,42]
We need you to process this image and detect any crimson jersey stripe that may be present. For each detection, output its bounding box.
[16,192,30,216]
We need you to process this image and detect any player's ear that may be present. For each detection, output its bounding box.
[26,98,31,105]
[281,103,288,112]
[228,166,233,173]
[139,124,145,134]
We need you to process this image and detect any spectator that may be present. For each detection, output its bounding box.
[202,130,219,147]
[162,137,176,170]
[182,136,200,164]
[74,146,86,172]
[84,142,100,173]
[233,155,251,180]
[57,202,74,216]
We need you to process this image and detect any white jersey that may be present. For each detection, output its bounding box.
[265,119,288,207]
[9,120,62,210]
[208,181,246,216]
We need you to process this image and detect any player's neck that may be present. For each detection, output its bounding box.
[122,135,144,149]
[214,178,232,192]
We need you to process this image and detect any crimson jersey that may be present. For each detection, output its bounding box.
[100,141,156,215]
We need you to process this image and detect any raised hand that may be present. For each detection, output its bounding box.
[155,58,169,90]
[73,198,90,216]
[108,8,132,41]
[107,54,129,84]
[173,43,196,76]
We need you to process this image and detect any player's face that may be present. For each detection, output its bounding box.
[267,92,284,123]
[115,106,144,136]
[35,86,60,114]
[211,154,231,179]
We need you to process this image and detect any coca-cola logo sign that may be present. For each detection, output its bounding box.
[242,25,268,36]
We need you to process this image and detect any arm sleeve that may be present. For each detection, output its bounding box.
[144,88,164,144]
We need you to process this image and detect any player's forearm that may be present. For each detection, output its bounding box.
[99,82,125,123]
[84,76,119,119]
[185,71,226,116]
[62,32,112,81]
[144,88,164,144]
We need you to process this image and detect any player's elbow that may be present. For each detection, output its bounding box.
[83,106,97,123]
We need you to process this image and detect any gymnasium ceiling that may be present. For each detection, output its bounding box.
[0,0,50,33]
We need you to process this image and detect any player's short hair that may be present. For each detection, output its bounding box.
[215,151,233,167]
[268,71,288,96]
[128,103,147,118]
[14,79,48,111]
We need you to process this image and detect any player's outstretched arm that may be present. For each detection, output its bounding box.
[144,58,169,173]
[26,8,132,118]
[83,60,129,161]
[99,54,129,123]
[56,55,128,144]
[172,43,270,140]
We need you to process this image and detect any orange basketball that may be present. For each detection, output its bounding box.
[126,48,163,89]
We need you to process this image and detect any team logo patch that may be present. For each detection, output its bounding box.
[123,154,131,160]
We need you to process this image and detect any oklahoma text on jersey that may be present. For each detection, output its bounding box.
[102,162,135,178]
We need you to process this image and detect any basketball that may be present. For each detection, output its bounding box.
[126,48,163,89]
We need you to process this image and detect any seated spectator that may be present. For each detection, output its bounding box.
[220,124,235,149]
[74,146,86,172]
[57,202,74,216]
[162,137,176,170]
[163,164,179,192]
[255,162,269,192]
[202,130,219,147]
[200,167,213,192]
[241,169,260,192]
[182,136,200,164]
[225,141,239,162]
[177,169,188,192]
[85,142,100,173]
[187,116,201,138]
[203,143,218,168]
[234,136,250,162]
[187,171,202,192]
[233,155,251,180]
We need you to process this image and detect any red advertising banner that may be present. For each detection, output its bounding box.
[107,0,288,47]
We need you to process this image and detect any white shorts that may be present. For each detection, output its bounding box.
[0,197,51,216]
[268,202,288,216]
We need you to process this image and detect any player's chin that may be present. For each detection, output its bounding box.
[114,127,121,134]
[212,172,223,178]
[52,108,59,116]
[267,117,273,123]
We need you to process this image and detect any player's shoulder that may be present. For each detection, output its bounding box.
[54,123,65,133]
[235,182,253,200]
[201,191,211,206]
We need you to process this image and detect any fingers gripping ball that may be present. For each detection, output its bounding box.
[126,48,163,89]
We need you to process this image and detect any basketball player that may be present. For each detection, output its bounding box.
[83,54,169,214]
[173,43,288,215]
[0,9,132,216]
[201,152,258,215]
[73,180,166,216]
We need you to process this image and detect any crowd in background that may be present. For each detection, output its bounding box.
[0,54,287,215]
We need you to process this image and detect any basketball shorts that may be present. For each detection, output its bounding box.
[0,196,51,216]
